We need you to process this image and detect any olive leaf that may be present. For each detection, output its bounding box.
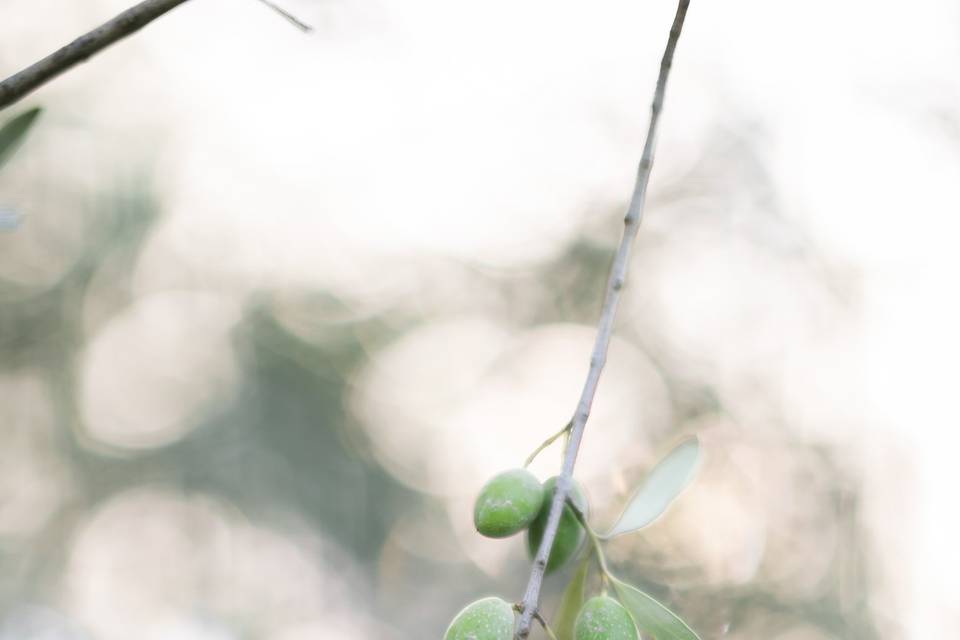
[611,578,701,640]
[554,555,590,640]
[603,436,701,538]
[0,107,43,171]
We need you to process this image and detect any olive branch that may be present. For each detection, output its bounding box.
[2,0,702,636]
[0,0,312,112]
[512,1,692,637]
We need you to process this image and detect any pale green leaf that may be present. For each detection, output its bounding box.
[604,436,701,538]
[0,107,43,171]
[612,578,701,640]
[554,556,589,640]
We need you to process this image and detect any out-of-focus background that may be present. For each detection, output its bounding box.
[1,0,959,638]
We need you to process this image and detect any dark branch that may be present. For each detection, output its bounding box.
[0,0,192,112]
[256,0,313,32]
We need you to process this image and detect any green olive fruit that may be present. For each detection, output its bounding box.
[526,476,588,574]
[444,596,515,640]
[574,596,638,640]
[474,469,545,538]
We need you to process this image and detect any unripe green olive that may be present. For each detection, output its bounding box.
[574,596,638,640]
[526,476,588,574]
[474,469,545,538]
[443,596,515,640]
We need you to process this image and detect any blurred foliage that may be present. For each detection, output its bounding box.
[0,108,42,171]
[0,109,888,639]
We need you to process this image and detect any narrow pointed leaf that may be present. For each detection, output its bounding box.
[612,579,701,640]
[0,107,43,171]
[554,556,589,640]
[604,436,701,538]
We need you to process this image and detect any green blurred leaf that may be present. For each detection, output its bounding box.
[604,436,701,538]
[554,556,590,640]
[612,578,701,640]
[0,107,43,171]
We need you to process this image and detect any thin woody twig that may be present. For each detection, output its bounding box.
[513,1,692,637]
[0,0,192,111]
[533,612,560,640]
[0,0,312,112]
[256,0,313,32]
